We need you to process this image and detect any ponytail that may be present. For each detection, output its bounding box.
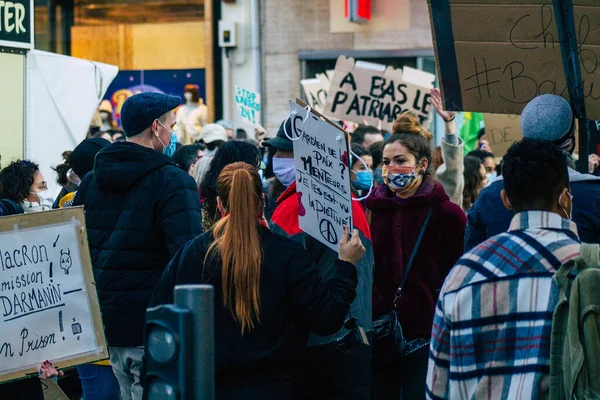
[205,162,264,333]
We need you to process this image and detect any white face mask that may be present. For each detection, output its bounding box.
[485,171,497,187]
[184,92,194,102]
[272,157,296,187]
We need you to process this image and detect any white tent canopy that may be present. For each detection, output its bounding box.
[26,50,118,199]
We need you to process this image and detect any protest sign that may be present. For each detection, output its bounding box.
[289,100,353,252]
[483,114,522,158]
[42,379,69,400]
[427,0,600,120]
[235,86,261,125]
[324,56,435,131]
[0,208,107,383]
[301,78,329,113]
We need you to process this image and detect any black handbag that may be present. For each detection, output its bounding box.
[372,208,433,365]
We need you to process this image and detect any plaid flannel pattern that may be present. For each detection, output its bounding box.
[427,211,580,400]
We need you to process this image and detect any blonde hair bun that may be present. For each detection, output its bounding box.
[392,112,433,142]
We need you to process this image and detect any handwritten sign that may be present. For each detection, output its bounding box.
[289,100,352,252]
[235,86,261,125]
[483,114,522,158]
[0,208,107,383]
[301,73,331,113]
[324,56,435,130]
[428,1,600,120]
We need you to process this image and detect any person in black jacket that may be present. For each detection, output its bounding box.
[73,92,203,400]
[149,162,365,399]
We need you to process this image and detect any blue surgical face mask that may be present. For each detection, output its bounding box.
[373,168,384,185]
[157,120,177,157]
[352,170,373,191]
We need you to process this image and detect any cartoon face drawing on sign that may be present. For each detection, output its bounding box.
[60,249,72,275]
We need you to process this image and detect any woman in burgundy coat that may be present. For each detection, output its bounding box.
[366,113,466,400]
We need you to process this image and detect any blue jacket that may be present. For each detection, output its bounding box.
[74,141,203,346]
[465,168,600,251]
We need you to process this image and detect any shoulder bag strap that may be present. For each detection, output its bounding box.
[394,208,434,306]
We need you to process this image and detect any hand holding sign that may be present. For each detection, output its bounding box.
[338,226,365,265]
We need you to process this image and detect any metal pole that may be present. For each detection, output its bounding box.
[174,285,215,400]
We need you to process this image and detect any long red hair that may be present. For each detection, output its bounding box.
[205,162,264,333]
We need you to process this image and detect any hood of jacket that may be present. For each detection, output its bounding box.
[365,176,449,211]
[94,141,179,192]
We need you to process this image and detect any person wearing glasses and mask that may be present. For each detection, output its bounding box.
[366,113,466,399]
[72,92,202,400]
[0,160,52,213]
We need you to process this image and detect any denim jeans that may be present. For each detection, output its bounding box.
[109,346,145,400]
[77,364,121,400]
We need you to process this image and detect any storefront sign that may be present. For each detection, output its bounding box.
[0,0,33,50]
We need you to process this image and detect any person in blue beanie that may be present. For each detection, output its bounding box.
[73,92,203,400]
[465,94,600,250]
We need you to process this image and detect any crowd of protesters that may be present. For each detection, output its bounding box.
[0,88,598,400]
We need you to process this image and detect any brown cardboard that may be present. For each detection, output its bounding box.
[483,114,522,158]
[427,1,600,120]
[324,56,434,131]
[41,379,69,400]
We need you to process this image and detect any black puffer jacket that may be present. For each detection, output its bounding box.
[74,141,203,346]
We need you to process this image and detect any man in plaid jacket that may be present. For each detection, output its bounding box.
[427,139,581,399]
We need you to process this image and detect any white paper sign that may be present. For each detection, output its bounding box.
[0,209,105,382]
[235,86,261,125]
[290,101,353,252]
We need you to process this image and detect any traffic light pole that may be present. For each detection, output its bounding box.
[175,285,215,400]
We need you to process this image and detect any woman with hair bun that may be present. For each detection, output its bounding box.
[366,113,466,399]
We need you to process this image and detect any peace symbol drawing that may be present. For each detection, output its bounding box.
[319,219,338,245]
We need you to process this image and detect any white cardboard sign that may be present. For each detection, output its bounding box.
[290,101,353,252]
[0,208,107,383]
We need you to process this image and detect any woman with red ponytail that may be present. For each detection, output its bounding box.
[150,162,365,398]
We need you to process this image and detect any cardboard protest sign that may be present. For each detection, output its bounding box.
[235,86,261,125]
[42,379,69,400]
[0,208,107,383]
[301,77,330,113]
[324,56,434,131]
[289,100,353,252]
[427,0,600,120]
[483,114,522,158]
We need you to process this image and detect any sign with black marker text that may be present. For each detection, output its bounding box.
[290,100,352,252]
[324,56,434,131]
[0,208,107,383]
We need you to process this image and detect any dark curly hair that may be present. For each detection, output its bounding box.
[463,156,484,211]
[52,151,72,187]
[0,160,40,203]
[503,138,568,212]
